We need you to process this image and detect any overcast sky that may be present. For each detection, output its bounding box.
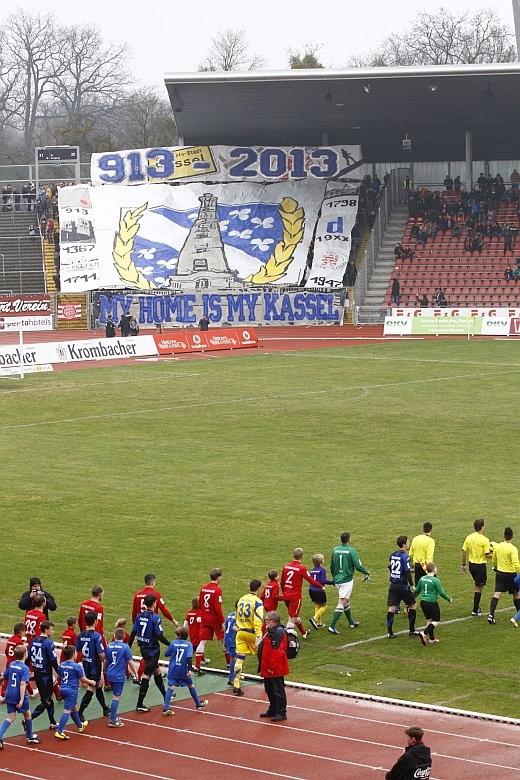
[0,2,516,93]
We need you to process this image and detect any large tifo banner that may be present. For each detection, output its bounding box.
[90,145,363,186]
[59,144,363,295]
[95,289,346,328]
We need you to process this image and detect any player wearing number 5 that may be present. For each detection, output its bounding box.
[329,533,369,634]
[232,581,264,697]
[104,629,139,727]
[413,562,452,645]
[0,645,41,748]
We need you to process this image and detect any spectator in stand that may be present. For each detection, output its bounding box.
[46,219,54,244]
[471,236,483,255]
[403,176,412,203]
[417,226,428,248]
[443,175,453,192]
[391,278,400,305]
[477,173,487,191]
[416,293,429,308]
[511,169,520,190]
[454,175,461,192]
[435,288,447,307]
[345,258,357,287]
[466,216,475,238]
[504,226,513,254]
[490,220,501,240]
[410,223,420,240]
[504,266,514,282]
[28,225,36,241]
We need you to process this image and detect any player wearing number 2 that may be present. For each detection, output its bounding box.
[386,536,418,638]
[232,580,264,696]
[281,549,323,637]
[194,568,225,674]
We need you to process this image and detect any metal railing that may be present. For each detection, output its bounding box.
[352,172,396,318]
[0,270,45,293]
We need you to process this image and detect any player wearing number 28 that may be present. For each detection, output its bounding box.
[233,581,264,696]
[329,533,369,633]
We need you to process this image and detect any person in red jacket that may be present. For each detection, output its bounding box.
[281,549,323,637]
[258,611,289,722]
[194,568,225,674]
[132,574,179,626]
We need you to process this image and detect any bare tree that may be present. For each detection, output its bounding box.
[347,8,516,67]
[198,29,266,71]
[51,24,130,118]
[288,43,324,69]
[115,87,178,149]
[0,27,23,140]
[2,9,66,150]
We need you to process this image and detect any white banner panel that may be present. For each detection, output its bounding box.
[392,307,520,318]
[306,193,358,289]
[59,181,359,293]
[90,145,363,186]
[0,336,158,368]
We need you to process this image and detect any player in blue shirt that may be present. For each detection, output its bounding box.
[386,536,418,638]
[223,607,237,685]
[29,620,59,729]
[104,628,139,727]
[55,646,95,740]
[163,627,209,714]
[76,611,109,720]
[0,645,41,748]
[129,593,170,712]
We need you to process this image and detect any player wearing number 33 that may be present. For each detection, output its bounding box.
[232,581,264,697]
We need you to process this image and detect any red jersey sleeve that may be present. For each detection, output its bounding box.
[153,590,173,622]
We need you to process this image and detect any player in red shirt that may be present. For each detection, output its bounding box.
[24,594,47,643]
[281,548,323,636]
[260,570,283,634]
[184,596,210,663]
[78,585,105,635]
[60,617,78,663]
[132,574,179,626]
[194,568,225,673]
[0,623,26,701]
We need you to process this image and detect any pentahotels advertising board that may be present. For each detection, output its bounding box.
[384,316,512,336]
[0,295,53,331]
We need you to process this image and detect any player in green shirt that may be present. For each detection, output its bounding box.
[328,532,369,634]
[413,562,452,645]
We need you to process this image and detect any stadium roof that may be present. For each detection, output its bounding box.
[165,63,520,162]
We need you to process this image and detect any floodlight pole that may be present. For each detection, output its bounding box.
[513,0,520,59]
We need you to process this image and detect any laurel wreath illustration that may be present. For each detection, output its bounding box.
[112,196,304,289]
[113,203,157,290]
[244,198,304,284]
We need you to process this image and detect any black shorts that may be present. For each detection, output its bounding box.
[495,571,518,595]
[83,662,101,684]
[140,646,161,676]
[469,562,487,587]
[420,601,441,622]
[387,582,415,608]
[414,563,426,586]
[34,672,53,702]
[309,589,327,605]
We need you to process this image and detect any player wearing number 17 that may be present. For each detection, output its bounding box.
[233,581,264,696]
[163,626,208,714]
[328,533,369,634]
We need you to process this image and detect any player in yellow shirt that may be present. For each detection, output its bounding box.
[461,518,492,616]
[409,523,435,585]
[233,580,264,697]
[488,527,520,625]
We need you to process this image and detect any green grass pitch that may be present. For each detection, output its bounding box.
[1,339,520,718]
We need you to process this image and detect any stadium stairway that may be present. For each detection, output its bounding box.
[357,204,409,323]
[0,211,46,294]
[43,233,57,293]
[383,195,520,308]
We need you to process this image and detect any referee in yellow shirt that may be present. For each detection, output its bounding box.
[488,527,520,625]
[409,523,435,585]
[461,518,492,616]
[233,580,264,696]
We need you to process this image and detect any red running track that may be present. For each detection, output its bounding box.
[0,684,519,780]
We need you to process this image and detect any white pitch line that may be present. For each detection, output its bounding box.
[1,368,517,432]
[281,352,520,368]
[338,606,514,649]
[0,372,200,397]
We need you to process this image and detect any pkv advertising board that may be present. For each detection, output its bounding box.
[384,316,511,336]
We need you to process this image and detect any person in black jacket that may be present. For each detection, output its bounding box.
[19,577,57,619]
[386,726,431,780]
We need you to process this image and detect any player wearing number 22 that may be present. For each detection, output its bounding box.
[387,536,418,638]
[163,626,208,714]
[281,549,323,637]
[233,580,264,696]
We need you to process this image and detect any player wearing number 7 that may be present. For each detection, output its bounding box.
[281,549,323,637]
[232,580,264,696]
